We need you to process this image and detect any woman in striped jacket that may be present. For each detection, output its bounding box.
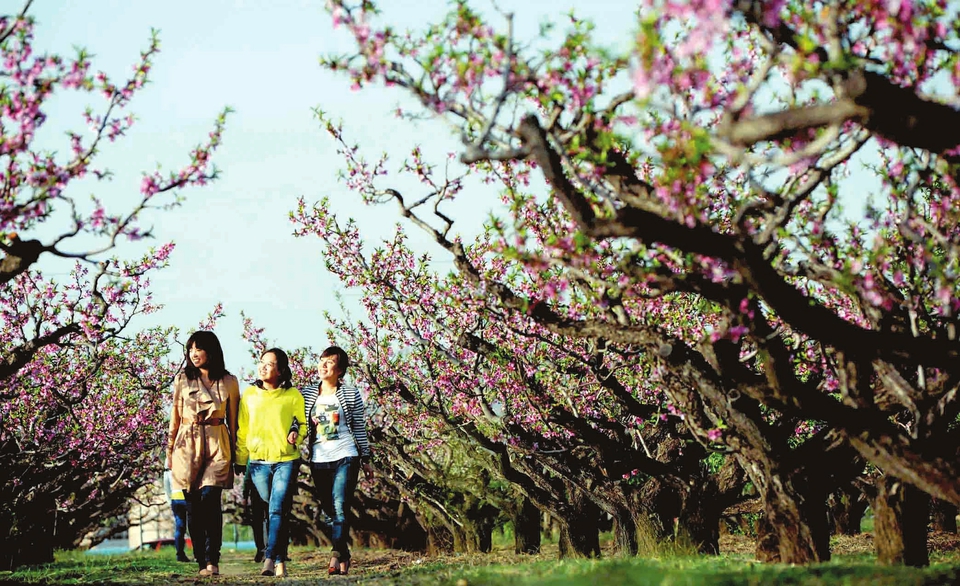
[299,345,372,576]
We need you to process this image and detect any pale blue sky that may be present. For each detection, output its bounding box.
[24,0,634,379]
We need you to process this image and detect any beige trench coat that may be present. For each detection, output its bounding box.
[166,373,240,491]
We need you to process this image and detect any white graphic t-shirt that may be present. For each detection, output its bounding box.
[311,393,359,463]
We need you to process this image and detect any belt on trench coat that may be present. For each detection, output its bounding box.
[195,418,225,426]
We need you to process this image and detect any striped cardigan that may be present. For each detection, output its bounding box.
[299,382,372,462]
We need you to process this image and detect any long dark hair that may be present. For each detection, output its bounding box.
[184,331,230,381]
[256,347,293,389]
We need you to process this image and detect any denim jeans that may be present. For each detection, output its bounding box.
[171,499,191,558]
[250,487,267,558]
[243,468,267,559]
[186,486,222,568]
[310,456,360,560]
[248,460,299,562]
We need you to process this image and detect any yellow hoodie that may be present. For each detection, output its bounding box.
[236,385,306,465]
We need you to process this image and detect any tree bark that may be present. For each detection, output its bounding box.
[451,524,478,554]
[827,484,869,536]
[0,494,56,570]
[458,503,499,554]
[930,499,958,533]
[354,503,428,551]
[512,497,541,554]
[752,470,831,563]
[609,507,638,557]
[736,430,861,564]
[678,486,722,555]
[642,476,722,554]
[874,476,930,567]
[558,518,601,559]
[673,447,731,555]
[421,515,455,556]
[639,477,678,542]
[721,498,762,536]
[556,488,601,559]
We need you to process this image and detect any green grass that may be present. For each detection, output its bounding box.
[399,556,960,586]
[0,545,958,585]
[0,550,186,585]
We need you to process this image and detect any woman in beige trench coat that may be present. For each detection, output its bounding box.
[166,331,240,576]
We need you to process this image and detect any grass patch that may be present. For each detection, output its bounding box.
[399,556,960,586]
[0,537,957,585]
[0,550,186,585]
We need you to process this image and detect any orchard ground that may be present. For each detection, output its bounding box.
[2,533,959,585]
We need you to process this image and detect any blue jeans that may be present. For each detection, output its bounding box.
[171,499,191,558]
[310,456,360,560]
[243,468,267,559]
[186,486,222,567]
[248,460,299,562]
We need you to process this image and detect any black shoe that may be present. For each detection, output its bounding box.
[254,550,264,563]
[176,553,190,562]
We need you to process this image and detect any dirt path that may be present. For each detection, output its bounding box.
[168,545,545,584]
[163,533,960,585]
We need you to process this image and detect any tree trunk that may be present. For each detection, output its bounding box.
[558,518,601,559]
[462,502,499,554]
[874,476,930,567]
[457,515,498,553]
[753,473,830,564]
[930,499,958,533]
[422,517,454,556]
[3,534,54,570]
[477,522,493,553]
[609,507,638,557]
[357,507,428,551]
[639,477,677,542]
[452,523,479,553]
[513,498,541,554]
[640,475,723,554]
[827,484,868,536]
[678,490,721,555]
[0,498,56,570]
[542,511,559,543]
[556,489,601,559]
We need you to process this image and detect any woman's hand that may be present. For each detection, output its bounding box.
[286,430,299,445]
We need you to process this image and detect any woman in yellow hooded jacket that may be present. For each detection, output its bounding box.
[234,347,305,578]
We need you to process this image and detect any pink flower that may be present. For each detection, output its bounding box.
[633,64,653,100]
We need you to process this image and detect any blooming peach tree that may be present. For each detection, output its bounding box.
[0,5,227,568]
[291,123,755,557]
[302,0,960,565]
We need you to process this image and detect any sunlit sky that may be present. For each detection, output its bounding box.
[26,0,634,380]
